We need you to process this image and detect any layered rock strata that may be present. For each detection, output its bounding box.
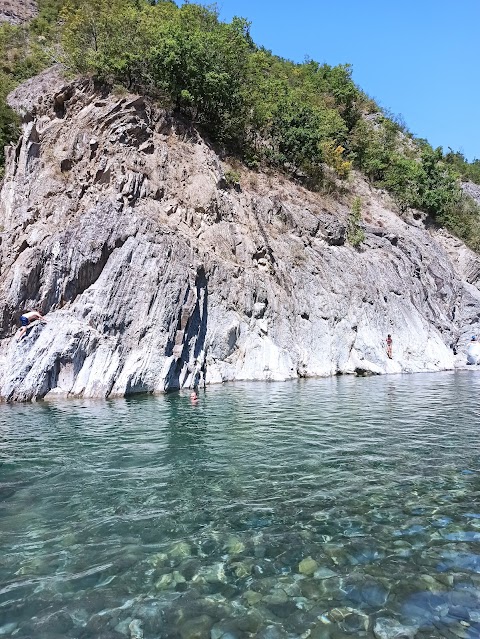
[0,0,37,24]
[1,67,480,401]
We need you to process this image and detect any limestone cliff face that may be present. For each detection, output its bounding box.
[0,0,37,24]
[1,67,480,401]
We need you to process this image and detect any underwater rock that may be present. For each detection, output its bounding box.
[210,621,242,639]
[255,624,288,639]
[224,536,246,555]
[299,578,322,600]
[149,552,169,569]
[343,576,389,607]
[282,607,322,635]
[179,614,213,639]
[299,556,319,576]
[309,622,333,639]
[128,619,143,639]
[243,590,263,606]
[327,606,370,633]
[417,574,448,592]
[314,567,338,580]
[210,612,263,639]
[32,610,75,636]
[170,542,192,561]
[178,558,203,581]
[373,617,418,639]
[263,588,297,618]
[263,590,289,606]
[155,573,174,590]
[133,599,167,636]
[234,609,265,634]
[277,579,302,598]
[250,577,278,594]
[193,562,227,585]
[253,561,276,577]
[232,561,253,578]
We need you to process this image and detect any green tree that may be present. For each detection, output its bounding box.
[0,78,20,178]
[383,155,422,212]
[417,146,461,220]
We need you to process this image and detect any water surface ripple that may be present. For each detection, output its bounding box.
[1,372,480,638]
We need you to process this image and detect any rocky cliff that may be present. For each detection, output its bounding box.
[1,66,480,401]
[0,0,37,24]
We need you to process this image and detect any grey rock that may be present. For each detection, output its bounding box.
[0,0,37,24]
[255,625,288,639]
[180,614,213,639]
[1,71,480,400]
[210,620,245,639]
[128,619,143,639]
[373,617,418,639]
[0,623,18,636]
[462,181,480,205]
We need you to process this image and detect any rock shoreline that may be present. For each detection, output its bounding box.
[1,67,480,401]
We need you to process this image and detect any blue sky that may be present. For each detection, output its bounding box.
[182,0,480,161]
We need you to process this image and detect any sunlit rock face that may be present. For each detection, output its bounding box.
[1,66,480,401]
[0,0,37,24]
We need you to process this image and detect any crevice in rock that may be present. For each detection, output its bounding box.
[164,267,209,390]
[53,86,74,119]
[251,199,275,265]
[61,236,129,306]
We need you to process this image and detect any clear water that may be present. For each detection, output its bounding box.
[1,372,480,639]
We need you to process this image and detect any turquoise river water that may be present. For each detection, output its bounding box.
[1,372,480,639]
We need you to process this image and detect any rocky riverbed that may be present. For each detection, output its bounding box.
[1,66,480,401]
[2,375,480,639]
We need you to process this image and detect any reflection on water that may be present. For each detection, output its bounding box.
[1,372,480,638]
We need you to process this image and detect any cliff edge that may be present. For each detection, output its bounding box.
[1,67,480,401]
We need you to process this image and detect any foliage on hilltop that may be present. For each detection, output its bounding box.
[1,0,480,250]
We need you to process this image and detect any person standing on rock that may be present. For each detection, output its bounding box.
[16,310,47,341]
[386,334,393,359]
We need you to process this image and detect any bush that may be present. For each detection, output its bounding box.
[1,0,480,252]
[321,141,351,179]
[224,169,241,187]
[0,84,20,179]
[347,196,365,247]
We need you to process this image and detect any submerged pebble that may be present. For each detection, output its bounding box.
[299,557,318,576]
[373,617,418,639]
[128,619,143,639]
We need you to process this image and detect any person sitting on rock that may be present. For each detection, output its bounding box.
[16,310,47,341]
[466,336,480,365]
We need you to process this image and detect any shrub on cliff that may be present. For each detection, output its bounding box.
[347,196,365,247]
[0,84,19,179]
[0,21,53,177]
[444,149,480,185]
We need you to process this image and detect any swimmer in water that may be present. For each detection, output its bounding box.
[190,390,198,404]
